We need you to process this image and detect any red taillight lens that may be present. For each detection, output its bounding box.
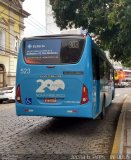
[81,85,89,104]
[16,85,22,103]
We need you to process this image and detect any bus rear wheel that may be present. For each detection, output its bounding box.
[100,98,105,119]
[0,100,3,104]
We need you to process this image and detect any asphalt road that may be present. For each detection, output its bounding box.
[0,88,130,160]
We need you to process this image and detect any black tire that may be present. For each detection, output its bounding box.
[112,90,115,100]
[0,100,3,104]
[100,98,105,119]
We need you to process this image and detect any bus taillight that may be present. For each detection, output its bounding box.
[81,85,89,105]
[16,85,22,103]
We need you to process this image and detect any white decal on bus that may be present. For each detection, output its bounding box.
[36,79,65,93]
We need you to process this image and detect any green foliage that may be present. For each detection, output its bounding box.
[50,0,131,66]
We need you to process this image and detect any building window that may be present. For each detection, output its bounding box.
[15,35,19,52]
[0,30,5,53]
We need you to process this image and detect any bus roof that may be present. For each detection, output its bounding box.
[23,34,87,40]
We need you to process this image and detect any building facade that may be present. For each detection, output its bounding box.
[0,0,29,88]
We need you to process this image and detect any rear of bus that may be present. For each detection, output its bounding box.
[16,35,94,118]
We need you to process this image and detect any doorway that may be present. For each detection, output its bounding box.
[0,64,6,88]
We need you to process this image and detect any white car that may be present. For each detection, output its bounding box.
[0,86,15,103]
[120,82,129,88]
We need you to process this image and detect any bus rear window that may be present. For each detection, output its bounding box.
[23,38,85,64]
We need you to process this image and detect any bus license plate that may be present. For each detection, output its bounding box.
[44,98,56,103]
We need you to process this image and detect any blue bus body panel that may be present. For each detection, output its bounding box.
[16,103,93,118]
[16,36,95,118]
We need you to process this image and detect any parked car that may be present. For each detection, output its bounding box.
[0,86,15,103]
[115,81,130,88]
[120,81,129,87]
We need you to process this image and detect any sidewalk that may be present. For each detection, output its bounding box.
[111,94,131,159]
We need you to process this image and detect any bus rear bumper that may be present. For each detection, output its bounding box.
[16,102,93,118]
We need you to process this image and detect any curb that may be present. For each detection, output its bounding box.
[110,95,127,160]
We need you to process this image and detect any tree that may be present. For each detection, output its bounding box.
[50,0,131,66]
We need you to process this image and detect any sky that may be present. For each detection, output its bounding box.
[23,0,46,37]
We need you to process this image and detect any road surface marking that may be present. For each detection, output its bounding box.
[110,95,127,159]
[115,94,120,97]
[124,94,127,97]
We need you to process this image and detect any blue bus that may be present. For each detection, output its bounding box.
[16,34,115,119]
